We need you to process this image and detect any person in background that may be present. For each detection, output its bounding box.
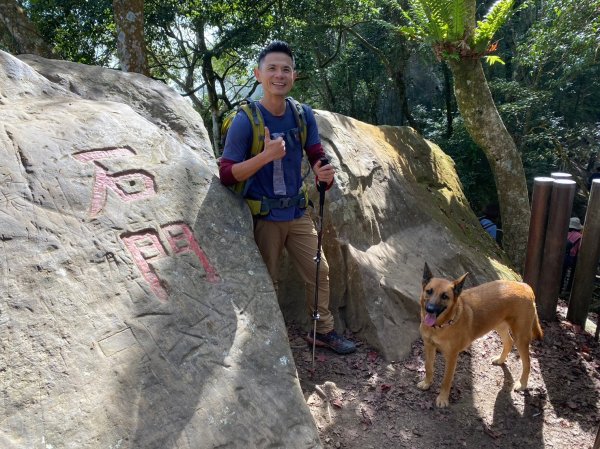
[561,216,583,296]
[478,204,502,245]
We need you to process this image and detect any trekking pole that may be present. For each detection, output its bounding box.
[312,157,329,372]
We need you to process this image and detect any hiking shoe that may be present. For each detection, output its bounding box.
[307,330,356,354]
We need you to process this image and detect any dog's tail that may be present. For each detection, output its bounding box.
[527,286,544,340]
[532,306,544,340]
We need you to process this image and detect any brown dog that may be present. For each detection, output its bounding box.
[417,263,543,407]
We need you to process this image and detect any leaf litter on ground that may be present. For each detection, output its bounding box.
[288,300,600,448]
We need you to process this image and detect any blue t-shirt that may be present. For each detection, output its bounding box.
[222,100,320,221]
[479,218,497,239]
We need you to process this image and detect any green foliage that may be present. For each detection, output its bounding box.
[503,0,600,187]
[484,54,505,65]
[400,0,467,44]
[516,0,600,125]
[401,0,516,60]
[472,0,515,52]
[415,106,498,214]
[26,0,116,65]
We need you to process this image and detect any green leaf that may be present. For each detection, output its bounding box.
[485,55,505,65]
[473,0,515,51]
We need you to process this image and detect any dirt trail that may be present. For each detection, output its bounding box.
[289,302,599,448]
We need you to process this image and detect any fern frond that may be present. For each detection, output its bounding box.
[402,0,467,43]
[451,0,466,40]
[473,0,515,51]
[485,55,506,65]
[420,0,445,42]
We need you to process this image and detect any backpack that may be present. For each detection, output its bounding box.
[219,97,309,215]
[565,233,582,258]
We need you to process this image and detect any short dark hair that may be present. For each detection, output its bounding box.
[258,40,295,68]
[482,203,499,220]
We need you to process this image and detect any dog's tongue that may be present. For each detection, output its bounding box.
[424,313,437,327]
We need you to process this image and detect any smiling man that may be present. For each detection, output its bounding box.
[219,40,356,354]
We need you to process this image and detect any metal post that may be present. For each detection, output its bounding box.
[536,179,576,321]
[523,177,554,295]
[551,172,572,179]
[567,179,600,325]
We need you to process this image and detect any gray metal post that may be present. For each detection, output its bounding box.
[523,177,555,295]
[536,179,576,321]
[567,179,600,325]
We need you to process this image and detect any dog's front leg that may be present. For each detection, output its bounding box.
[436,351,459,408]
[417,340,436,391]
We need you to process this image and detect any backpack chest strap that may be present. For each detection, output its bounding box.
[245,188,308,216]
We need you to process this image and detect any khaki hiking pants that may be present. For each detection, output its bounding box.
[254,212,334,334]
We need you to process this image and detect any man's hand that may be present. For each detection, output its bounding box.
[314,158,334,185]
[264,126,286,161]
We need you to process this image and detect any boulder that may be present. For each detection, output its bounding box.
[1,52,320,449]
[278,113,518,361]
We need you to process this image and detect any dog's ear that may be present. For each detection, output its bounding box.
[453,272,469,297]
[422,263,433,287]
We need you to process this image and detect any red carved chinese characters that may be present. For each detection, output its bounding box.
[75,147,220,301]
[74,147,156,217]
[162,223,220,284]
[121,223,220,301]
[121,231,169,301]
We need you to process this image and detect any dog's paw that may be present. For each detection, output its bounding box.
[513,381,528,392]
[491,356,506,366]
[417,380,432,391]
[435,394,450,408]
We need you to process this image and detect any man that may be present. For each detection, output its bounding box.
[219,41,356,354]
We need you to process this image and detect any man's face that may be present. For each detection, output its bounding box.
[254,52,296,98]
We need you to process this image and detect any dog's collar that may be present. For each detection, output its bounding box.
[433,318,455,329]
[432,309,459,328]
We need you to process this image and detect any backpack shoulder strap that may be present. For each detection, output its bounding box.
[286,96,307,149]
[238,99,265,158]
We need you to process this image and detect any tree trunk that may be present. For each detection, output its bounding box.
[442,62,453,138]
[448,58,530,270]
[201,58,220,156]
[198,29,220,156]
[113,0,148,75]
[0,0,53,57]
[392,68,419,131]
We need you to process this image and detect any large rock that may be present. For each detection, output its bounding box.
[278,114,518,361]
[1,52,320,449]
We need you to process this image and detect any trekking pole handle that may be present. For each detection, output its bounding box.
[318,157,329,192]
